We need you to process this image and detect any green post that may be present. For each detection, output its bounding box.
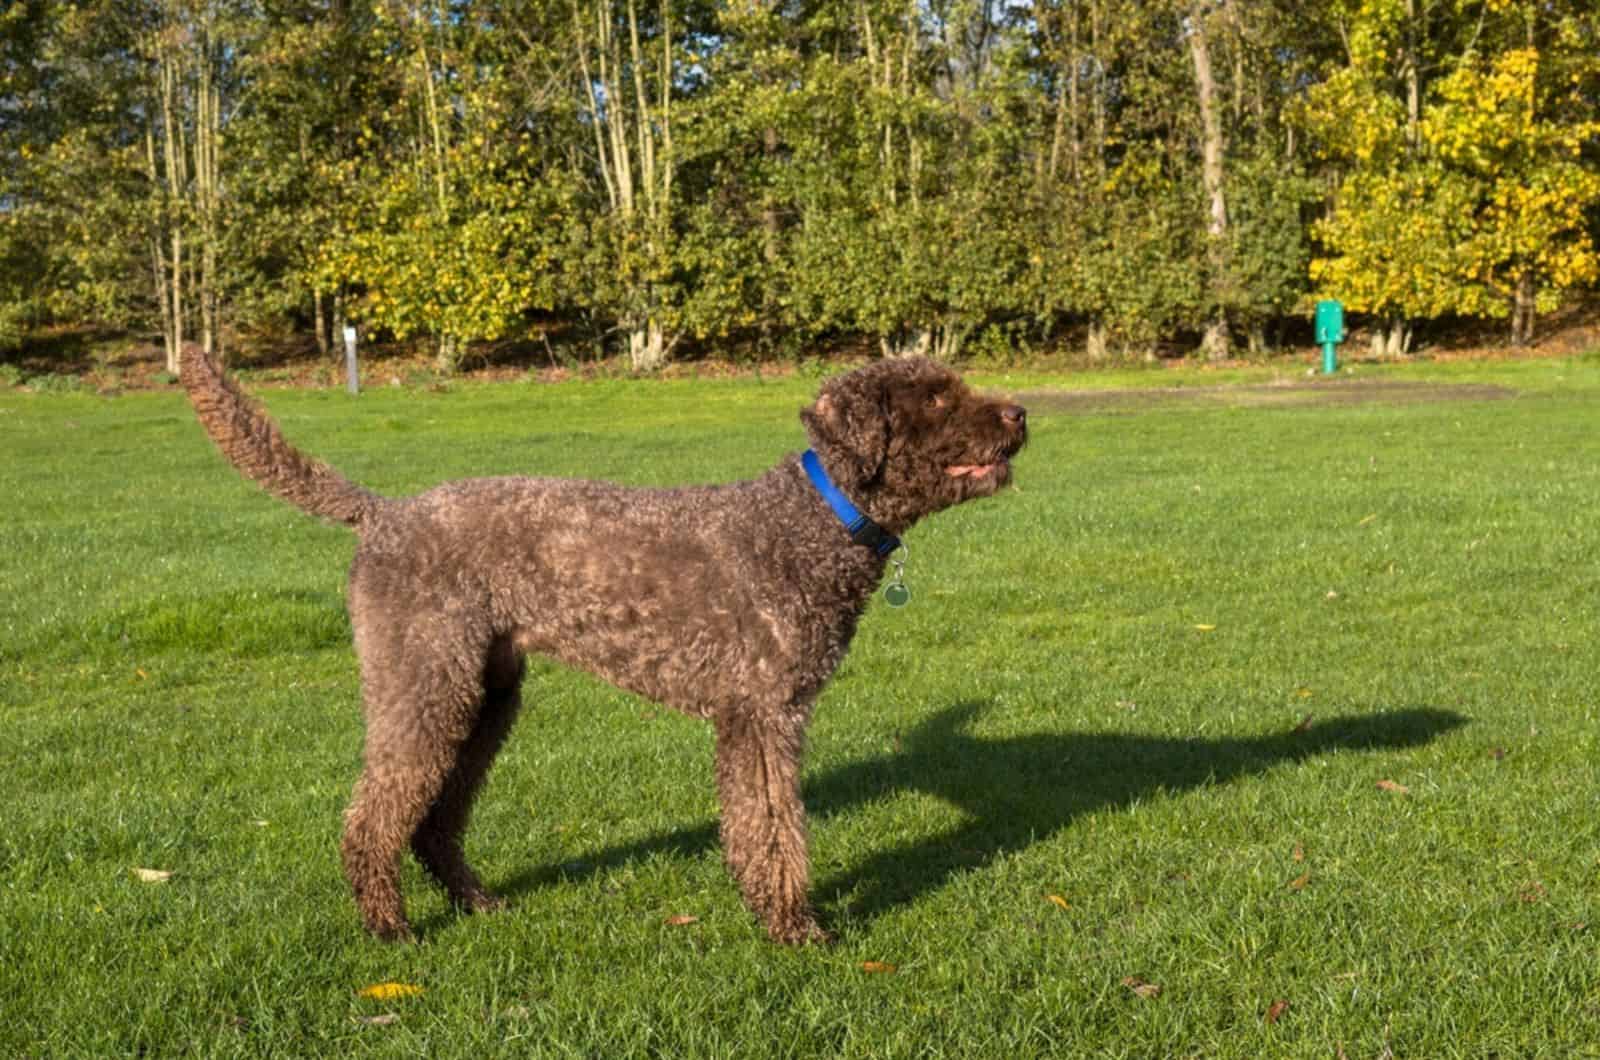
[1314,300,1345,375]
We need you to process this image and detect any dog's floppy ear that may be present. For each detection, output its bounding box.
[800,373,890,490]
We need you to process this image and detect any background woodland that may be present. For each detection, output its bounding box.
[2,0,1597,371]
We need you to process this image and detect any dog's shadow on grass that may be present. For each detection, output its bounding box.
[500,703,1464,928]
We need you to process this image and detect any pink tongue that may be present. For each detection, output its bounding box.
[946,464,995,477]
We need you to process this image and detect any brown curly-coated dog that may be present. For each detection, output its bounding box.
[182,346,1026,944]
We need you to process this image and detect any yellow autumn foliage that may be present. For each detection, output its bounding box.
[1302,7,1600,326]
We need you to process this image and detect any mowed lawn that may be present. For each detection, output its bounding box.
[2,355,1597,1058]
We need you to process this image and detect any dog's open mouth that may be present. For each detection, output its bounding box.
[944,461,1008,479]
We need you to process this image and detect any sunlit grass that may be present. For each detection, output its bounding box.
[3,356,1597,1057]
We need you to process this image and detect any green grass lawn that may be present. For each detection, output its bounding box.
[3,355,1598,1057]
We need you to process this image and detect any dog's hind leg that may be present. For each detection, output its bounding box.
[340,638,489,941]
[410,636,525,914]
[714,708,834,945]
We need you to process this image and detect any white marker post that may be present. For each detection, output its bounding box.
[343,325,359,395]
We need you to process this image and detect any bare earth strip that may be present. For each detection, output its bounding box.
[1019,378,1518,415]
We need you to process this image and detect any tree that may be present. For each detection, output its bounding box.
[1425,32,1600,344]
[569,0,680,370]
[1303,0,1600,352]
[312,0,581,370]
[3,0,1596,362]
[1185,0,1230,360]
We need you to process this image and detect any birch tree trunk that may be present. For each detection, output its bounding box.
[1371,319,1412,358]
[144,122,177,368]
[158,31,186,375]
[193,5,221,357]
[574,0,675,371]
[861,0,943,358]
[1187,3,1231,362]
[406,8,461,372]
[146,0,228,374]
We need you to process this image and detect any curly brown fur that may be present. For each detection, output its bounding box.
[181,344,1026,944]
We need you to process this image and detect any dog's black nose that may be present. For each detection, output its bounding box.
[1002,404,1026,428]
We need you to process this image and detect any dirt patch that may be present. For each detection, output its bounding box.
[1020,378,1518,416]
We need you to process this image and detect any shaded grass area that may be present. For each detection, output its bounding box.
[2,356,1598,1057]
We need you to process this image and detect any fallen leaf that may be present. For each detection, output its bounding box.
[1287,872,1310,891]
[135,668,148,679]
[1121,976,1161,1000]
[860,961,897,974]
[1357,513,1378,526]
[663,914,699,926]
[1193,624,1216,632]
[1325,590,1340,600]
[1375,779,1409,794]
[1265,998,1290,1024]
[1519,882,1546,904]
[1488,747,1507,761]
[1294,687,1314,699]
[1292,843,1305,862]
[358,982,424,1001]
[1292,714,1314,734]
[1045,894,1070,910]
[132,867,173,883]
[354,1014,400,1027]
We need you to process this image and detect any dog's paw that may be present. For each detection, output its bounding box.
[369,920,415,944]
[459,891,508,915]
[768,915,837,946]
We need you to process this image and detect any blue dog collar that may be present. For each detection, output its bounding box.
[801,449,900,557]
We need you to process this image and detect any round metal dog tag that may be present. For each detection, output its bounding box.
[884,583,911,608]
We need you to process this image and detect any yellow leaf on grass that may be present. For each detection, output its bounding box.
[1046,894,1070,910]
[860,961,897,974]
[663,914,699,926]
[1265,998,1290,1024]
[358,982,424,1001]
[1375,779,1410,794]
[1121,976,1161,999]
[1357,513,1378,526]
[1194,624,1217,632]
[1287,872,1310,891]
[1292,843,1305,863]
[132,867,172,883]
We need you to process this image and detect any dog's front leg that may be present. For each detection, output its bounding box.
[713,709,834,944]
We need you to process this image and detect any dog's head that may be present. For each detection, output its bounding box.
[800,357,1027,532]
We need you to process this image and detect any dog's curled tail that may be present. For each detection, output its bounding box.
[181,344,381,527]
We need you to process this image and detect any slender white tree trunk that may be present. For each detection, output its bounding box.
[159,39,186,375]
[1086,319,1109,362]
[629,320,667,372]
[576,0,675,371]
[1371,319,1412,358]
[194,11,221,358]
[1188,4,1230,362]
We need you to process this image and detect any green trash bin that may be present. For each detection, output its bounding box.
[1314,300,1345,374]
